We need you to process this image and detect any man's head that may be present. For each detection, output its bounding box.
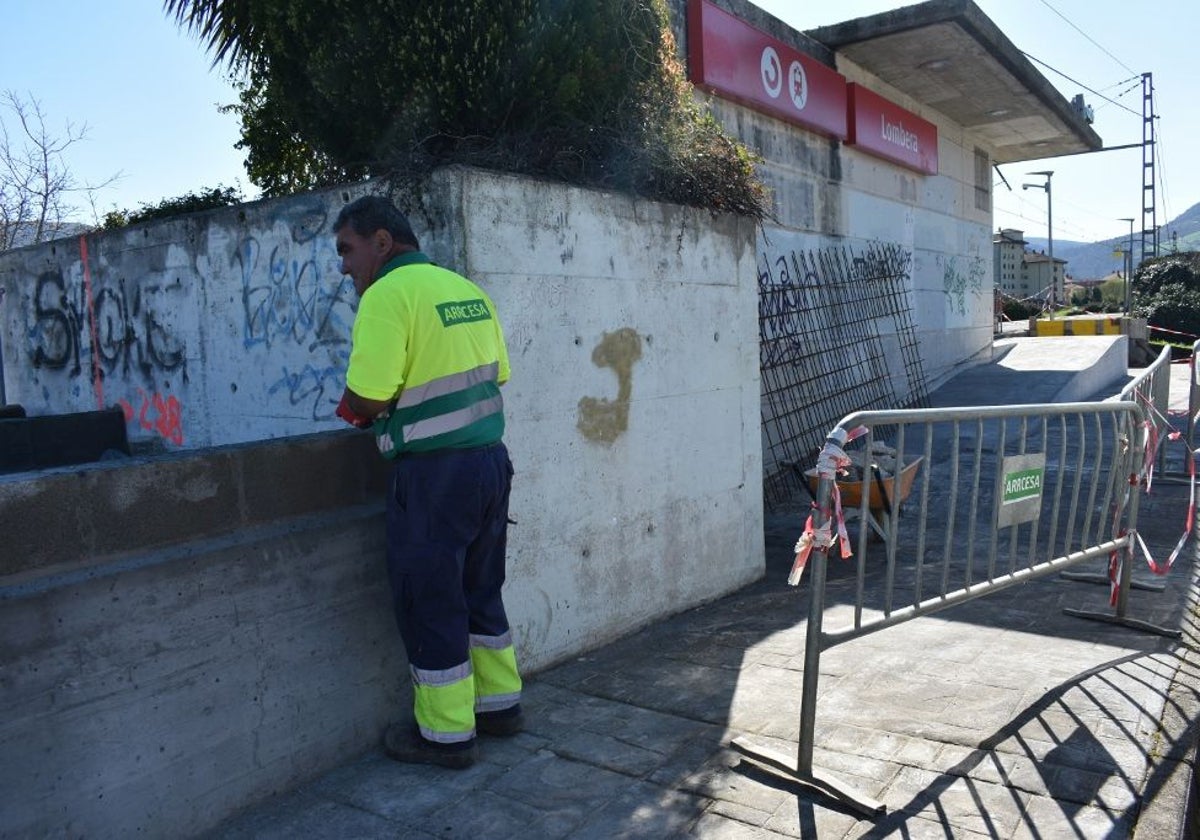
[333,196,420,295]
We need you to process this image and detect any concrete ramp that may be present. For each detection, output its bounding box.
[930,336,1128,408]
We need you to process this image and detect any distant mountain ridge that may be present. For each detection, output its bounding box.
[1016,201,1200,280]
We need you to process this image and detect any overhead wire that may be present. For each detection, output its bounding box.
[1099,74,1142,93]
[1037,0,1138,76]
[1152,91,1173,233]
[1020,52,1141,118]
[1038,0,1184,246]
[995,150,1144,242]
[993,188,1105,243]
[1006,1,1157,246]
[1093,78,1142,113]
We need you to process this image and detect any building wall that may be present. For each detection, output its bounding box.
[673,0,996,390]
[994,229,1026,296]
[1,185,366,449]
[1021,254,1066,301]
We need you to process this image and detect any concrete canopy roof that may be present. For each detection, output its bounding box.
[806,0,1102,163]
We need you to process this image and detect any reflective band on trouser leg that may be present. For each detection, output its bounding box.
[411,662,476,744]
[470,632,522,712]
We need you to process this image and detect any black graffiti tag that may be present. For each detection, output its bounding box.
[30,269,186,382]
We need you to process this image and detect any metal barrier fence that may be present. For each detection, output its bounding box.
[1119,344,1173,477]
[733,400,1152,816]
[1190,339,1200,452]
[1058,344,1179,596]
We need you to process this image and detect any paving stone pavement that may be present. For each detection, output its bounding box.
[206,343,1200,839]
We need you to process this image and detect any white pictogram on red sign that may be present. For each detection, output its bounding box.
[789,61,808,110]
[761,47,782,98]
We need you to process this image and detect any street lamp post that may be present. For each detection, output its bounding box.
[1119,217,1135,315]
[1023,171,1055,312]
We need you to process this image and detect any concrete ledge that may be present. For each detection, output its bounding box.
[0,432,397,838]
[0,430,387,578]
[1028,315,1141,338]
[1049,335,1129,402]
[930,336,1129,408]
[0,501,401,840]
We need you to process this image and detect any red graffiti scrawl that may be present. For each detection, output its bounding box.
[118,390,184,446]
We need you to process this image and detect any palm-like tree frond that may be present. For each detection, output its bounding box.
[163,0,260,69]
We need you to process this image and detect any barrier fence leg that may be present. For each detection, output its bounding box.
[1063,428,1180,636]
[1064,530,1181,638]
[731,548,886,817]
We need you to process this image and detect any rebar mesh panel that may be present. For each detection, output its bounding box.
[759,243,929,510]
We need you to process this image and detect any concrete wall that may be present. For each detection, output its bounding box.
[723,61,993,389]
[838,58,995,384]
[0,185,372,450]
[0,168,764,838]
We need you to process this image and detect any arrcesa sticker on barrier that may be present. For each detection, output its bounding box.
[997,453,1046,527]
[687,0,848,139]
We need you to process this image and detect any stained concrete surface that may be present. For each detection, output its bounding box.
[206,339,1200,839]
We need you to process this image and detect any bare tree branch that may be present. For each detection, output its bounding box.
[0,91,120,250]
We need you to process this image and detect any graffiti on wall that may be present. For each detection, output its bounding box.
[235,207,356,353]
[756,241,928,510]
[267,358,348,422]
[577,328,643,444]
[942,254,986,316]
[757,251,822,369]
[117,390,185,446]
[19,243,190,447]
[28,268,186,382]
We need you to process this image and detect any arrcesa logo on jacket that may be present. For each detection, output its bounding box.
[436,299,493,327]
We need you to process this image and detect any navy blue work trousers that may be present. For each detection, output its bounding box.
[384,443,514,671]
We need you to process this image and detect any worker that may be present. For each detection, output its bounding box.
[332,195,523,769]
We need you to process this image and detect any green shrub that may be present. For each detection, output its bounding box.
[1134,252,1200,297]
[1002,298,1039,320]
[102,185,243,229]
[171,0,769,218]
[1138,281,1200,339]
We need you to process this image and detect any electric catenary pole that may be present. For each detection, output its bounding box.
[1140,72,1157,263]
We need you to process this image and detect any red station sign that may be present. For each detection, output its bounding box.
[687,0,847,140]
[846,83,939,175]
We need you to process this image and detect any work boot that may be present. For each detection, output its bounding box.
[383,723,477,769]
[475,707,525,737]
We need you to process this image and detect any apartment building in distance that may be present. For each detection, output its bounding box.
[994,227,1067,300]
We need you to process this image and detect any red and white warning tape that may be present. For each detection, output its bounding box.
[1107,385,1196,605]
[1147,323,1199,341]
[788,424,868,586]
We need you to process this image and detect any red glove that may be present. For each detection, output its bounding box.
[336,394,374,429]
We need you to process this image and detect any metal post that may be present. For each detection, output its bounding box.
[730,473,884,816]
[1048,181,1055,306]
[1023,171,1055,310]
[1119,217,1135,315]
[797,535,827,777]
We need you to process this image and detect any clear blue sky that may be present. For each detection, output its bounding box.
[0,0,247,218]
[1,1,1194,246]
